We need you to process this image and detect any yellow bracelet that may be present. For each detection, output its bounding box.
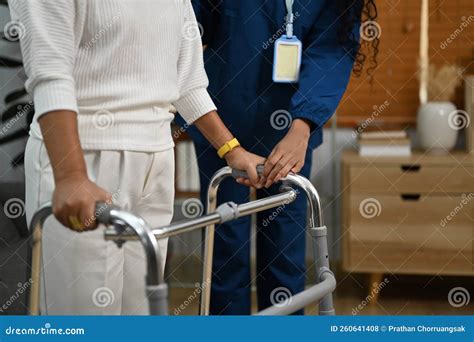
[217,138,241,158]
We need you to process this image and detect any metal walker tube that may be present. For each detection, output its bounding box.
[199,167,335,315]
[27,203,166,315]
[26,169,299,315]
[199,167,233,315]
[27,166,335,316]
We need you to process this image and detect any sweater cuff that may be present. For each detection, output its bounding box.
[33,79,78,119]
[173,88,217,124]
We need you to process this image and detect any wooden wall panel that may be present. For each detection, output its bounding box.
[337,0,474,128]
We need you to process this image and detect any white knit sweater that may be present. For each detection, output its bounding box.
[10,0,216,151]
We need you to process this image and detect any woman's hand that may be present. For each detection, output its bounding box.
[37,111,113,231]
[52,171,112,231]
[224,147,266,188]
[193,111,265,188]
[263,119,311,188]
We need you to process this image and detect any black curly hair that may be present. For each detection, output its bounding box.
[337,0,379,77]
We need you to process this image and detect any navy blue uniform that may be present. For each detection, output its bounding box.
[177,0,359,314]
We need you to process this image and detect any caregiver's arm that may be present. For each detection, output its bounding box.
[10,0,111,230]
[191,0,219,47]
[263,0,361,186]
[174,1,264,188]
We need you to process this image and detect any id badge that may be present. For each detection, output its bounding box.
[273,35,302,83]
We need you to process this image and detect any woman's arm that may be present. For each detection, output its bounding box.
[38,112,111,230]
[9,0,110,230]
[173,1,265,187]
[39,112,86,185]
[194,111,265,188]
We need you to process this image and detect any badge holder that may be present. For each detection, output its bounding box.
[273,0,302,83]
[272,35,302,83]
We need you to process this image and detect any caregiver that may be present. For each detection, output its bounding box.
[180,0,379,314]
[10,0,265,315]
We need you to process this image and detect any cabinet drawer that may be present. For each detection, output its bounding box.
[344,194,473,275]
[349,165,474,193]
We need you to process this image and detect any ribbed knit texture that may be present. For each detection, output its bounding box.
[10,0,216,152]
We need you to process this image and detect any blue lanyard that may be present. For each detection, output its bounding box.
[285,0,294,38]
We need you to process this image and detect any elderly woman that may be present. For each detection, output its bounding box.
[10,0,265,315]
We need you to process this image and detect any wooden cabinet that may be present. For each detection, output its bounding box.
[342,151,474,276]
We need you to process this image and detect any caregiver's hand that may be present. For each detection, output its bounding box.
[53,171,112,231]
[225,147,266,188]
[263,119,311,188]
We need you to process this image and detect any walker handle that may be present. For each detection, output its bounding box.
[231,164,265,179]
[94,202,119,225]
[29,202,119,233]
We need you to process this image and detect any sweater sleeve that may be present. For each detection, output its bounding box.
[9,0,86,119]
[172,0,216,124]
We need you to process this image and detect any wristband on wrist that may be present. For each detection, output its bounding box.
[217,138,240,158]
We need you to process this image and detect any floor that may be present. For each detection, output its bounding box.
[0,220,29,315]
[168,272,474,316]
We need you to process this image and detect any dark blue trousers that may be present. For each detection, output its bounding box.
[194,142,313,315]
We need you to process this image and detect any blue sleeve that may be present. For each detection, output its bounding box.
[289,1,361,129]
[191,0,218,46]
[191,0,200,18]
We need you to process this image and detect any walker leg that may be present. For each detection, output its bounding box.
[146,284,169,315]
[200,223,215,315]
[368,273,384,306]
[310,225,335,315]
[28,224,42,315]
[199,167,230,315]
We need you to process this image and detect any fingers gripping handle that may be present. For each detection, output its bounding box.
[29,202,117,231]
[231,164,265,179]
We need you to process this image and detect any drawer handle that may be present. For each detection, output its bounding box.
[401,194,421,201]
[401,165,421,172]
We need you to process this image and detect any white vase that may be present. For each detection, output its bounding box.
[417,101,458,154]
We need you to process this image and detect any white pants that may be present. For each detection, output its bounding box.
[24,137,174,315]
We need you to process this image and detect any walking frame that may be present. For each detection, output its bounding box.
[27,166,336,316]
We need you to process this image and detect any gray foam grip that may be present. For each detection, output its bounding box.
[231,164,265,179]
[95,202,116,225]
